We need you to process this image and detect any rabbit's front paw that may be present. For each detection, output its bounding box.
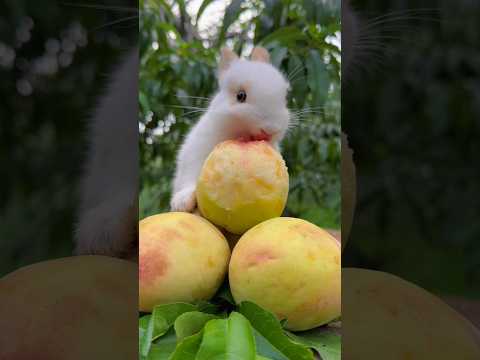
[170,186,197,212]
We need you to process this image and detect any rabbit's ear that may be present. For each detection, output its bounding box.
[250,47,270,63]
[219,47,239,73]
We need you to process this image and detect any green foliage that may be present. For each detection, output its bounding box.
[0,0,136,275]
[139,0,341,228]
[195,312,257,359]
[138,297,341,359]
[343,0,480,297]
[238,301,314,360]
[287,327,340,360]
[140,303,198,357]
[174,311,218,340]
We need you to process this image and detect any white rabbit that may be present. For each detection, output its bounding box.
[170,47,291,212]
[74,49,138,258]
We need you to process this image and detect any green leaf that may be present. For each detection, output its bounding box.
[139,327,148,360]
[148,329,177,360]
[253,328,289,360]
[303,0,317,23]
[259,26,305,47]
[195,300,221,314]
[140,314,152,332]
[168,331,204,360]
[140,314,156,358]
[270,47,288,68]
[156,23,182,40]
[174,311,218,341]
[239,302,314,360]
[196,312,257,360]
[288,55,307,108]
[305,50,329,108]
[140,303,197,358]
[196,0,217,24]
[140,91,151,114]
[287,326,341,360]
[215,282,236,305]
[218,0,245,44]
[151,303,198,341]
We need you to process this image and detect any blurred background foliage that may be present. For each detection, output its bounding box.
[0,0,136,275]
[139,0,341,229]
[343,0,480,299]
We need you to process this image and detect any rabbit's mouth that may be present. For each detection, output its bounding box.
[236,129,272,142]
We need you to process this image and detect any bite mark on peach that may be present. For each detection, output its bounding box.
[197,140,289,234]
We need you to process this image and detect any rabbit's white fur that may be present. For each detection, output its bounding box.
[74,49,138,257]
[170,47,291,212]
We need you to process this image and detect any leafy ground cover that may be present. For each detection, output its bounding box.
[139,283,340,360]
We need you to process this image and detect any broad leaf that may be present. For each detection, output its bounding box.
[140,303,197,358]
[287,326,341,360]
[151,303,198,341]
[253,328,289,360]
[305,50,329,108]
[168,331,204,360]
[140,314,152,332]
[270,47,288,68]
[260,27,305,47]
[239,302,314,360]
[196,312,257,360]
[148,329,177,360]
[140,314,156,358]
[174,311,218,340]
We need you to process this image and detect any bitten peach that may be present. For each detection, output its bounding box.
[196,140,289,234]
[0,256,137,360]
[229,217,341,331]
[343,268,480,359]
[139,212,230,312]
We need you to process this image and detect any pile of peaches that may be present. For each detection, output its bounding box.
[139,139,342,331]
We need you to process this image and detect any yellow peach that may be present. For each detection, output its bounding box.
[229,217,341,331]
[0,256,137,360]
[139,212,230,312]
[343,268,480,359]
[196,140,289,234]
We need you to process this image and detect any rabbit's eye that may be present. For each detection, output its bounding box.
[236,90,247,103]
